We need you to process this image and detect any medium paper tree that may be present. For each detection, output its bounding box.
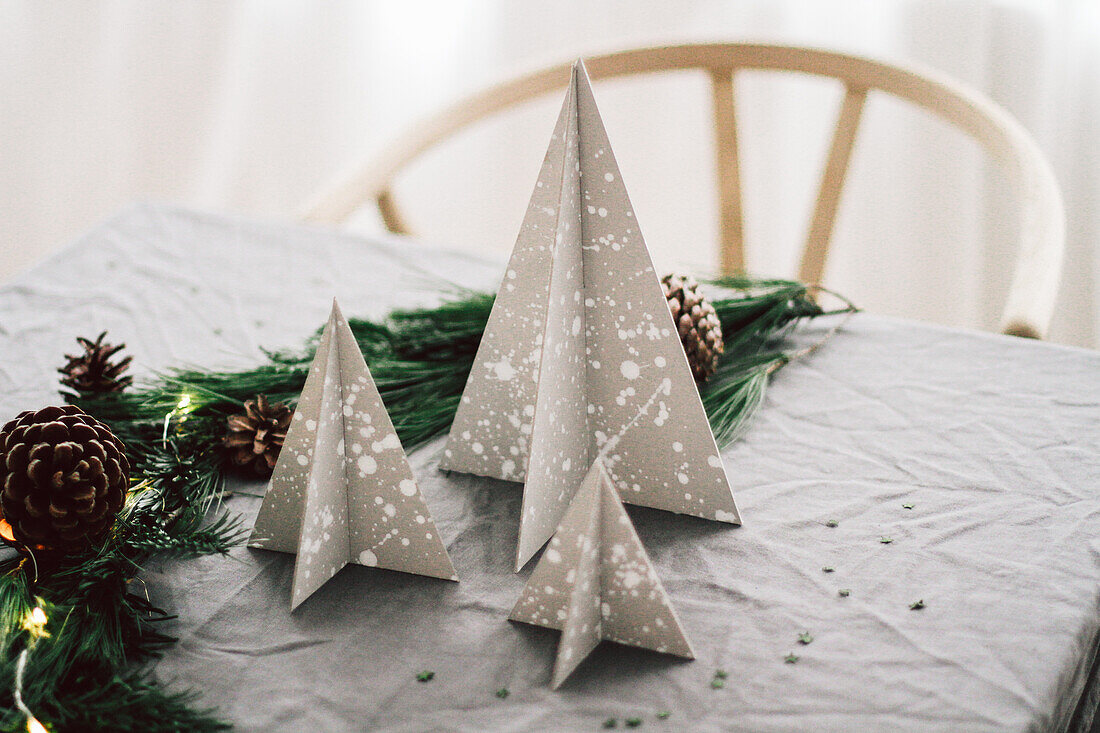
[250,300,458,610]
[441,59,739,570]
[510,458,695,688]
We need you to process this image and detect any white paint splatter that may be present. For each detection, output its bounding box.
[357,455,377,475]
[488,359,516,381]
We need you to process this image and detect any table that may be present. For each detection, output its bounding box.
[1,203,1098,732]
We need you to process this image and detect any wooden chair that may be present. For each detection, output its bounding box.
[301,43,1065,339]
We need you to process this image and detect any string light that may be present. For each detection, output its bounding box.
[14,646,46,732]
[12,603,50,731]
[162,393,197,445]
[21,605,49,639]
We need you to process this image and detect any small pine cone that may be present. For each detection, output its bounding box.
[58,331,133,395]
[0,405,130,552]
[224,395,293,478]
[661,273,725,383]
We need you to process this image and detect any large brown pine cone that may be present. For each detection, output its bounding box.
[0,405,130,551]
[224,395,293,478]
[661,273,726,383]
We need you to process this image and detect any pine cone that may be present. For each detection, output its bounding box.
[0,405,130,552]
[58,331,133,395]
[224,395,293,478]
[661,273,725,383]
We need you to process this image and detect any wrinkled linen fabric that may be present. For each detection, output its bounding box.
[0,203,1098,733]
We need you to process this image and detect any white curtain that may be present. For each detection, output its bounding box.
[2,0,1097,346]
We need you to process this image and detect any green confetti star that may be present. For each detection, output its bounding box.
[910,599,925,610]
[822,566,835,573]
[416,671,434,682]
[625,718,643,728]
[603,719,618,729]
[714,669,729,679]
[902,503,914,509]
[838,589,851,597]
[656,711,671,720]
[784,653,799,664]
[798,632,813,645]
[495,687,509,699]
[879,536,893,544]
[710,677,725,689]
[825,519,839,528]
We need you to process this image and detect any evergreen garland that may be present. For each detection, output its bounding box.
[0,276,853,731]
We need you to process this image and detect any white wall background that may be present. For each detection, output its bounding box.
[2,0,1097,346]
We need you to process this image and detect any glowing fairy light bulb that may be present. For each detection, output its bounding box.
[22,607,48,638]
[26,716,47,733]
[176,394,192,410]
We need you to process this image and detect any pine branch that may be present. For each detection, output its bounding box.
[0,276,852,731]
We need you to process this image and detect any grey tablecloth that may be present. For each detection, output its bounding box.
[1,203,1098,733]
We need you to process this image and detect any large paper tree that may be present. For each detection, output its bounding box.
[250,300,458,610]
[441,60,739,570]
[510,458,695,688]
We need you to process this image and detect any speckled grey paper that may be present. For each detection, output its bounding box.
[511,458,694,688]
[441,61,739,571]
[249,300,457,609]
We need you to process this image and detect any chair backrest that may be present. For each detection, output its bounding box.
[302,43,1064,339]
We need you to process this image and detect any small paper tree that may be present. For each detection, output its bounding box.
[441,60,739,570]
[250,300,458,609]
[510,458,695,688]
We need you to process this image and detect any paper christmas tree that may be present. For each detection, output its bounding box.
[250,300,458,610]
[440,59,739,570]
[510,458,695,688]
